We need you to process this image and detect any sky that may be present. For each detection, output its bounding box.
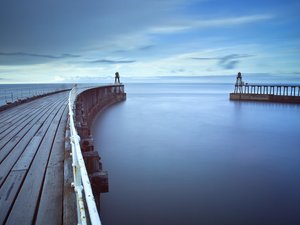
[0,0,299,83]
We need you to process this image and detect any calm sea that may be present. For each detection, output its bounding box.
[92,77,300,225]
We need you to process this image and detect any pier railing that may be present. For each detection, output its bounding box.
[68,84,126,225]
[234,83,300,96]
[0,84,72,106]
[68,86,102,225]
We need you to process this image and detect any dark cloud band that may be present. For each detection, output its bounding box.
[192,54,253,70]
[89,59,136,64]
[0,52,80,59]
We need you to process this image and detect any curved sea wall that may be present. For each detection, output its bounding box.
[74,84,126,203]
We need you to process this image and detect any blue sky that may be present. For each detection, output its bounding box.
[0,0,299,83]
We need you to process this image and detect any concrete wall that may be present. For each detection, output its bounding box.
[74,84,126,205]
[75,85,126,137]
[230,93,300,103]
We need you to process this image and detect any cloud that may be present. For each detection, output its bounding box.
[149,14,274,34]
[0,77,13,81]
[0,0,186,54]
[58,74,117,83]
[0,52,80,59]
[0,51,81,65]
[218,54,252,69]
[0,1,272,57]
[191,57,219,60]
[171,68,186,74]
[138,45,156,51]
[0,0,298,81]
[194,14,274,28]
[88,59,136,64]
[111,44,155,55]
[222,60,239,69]
[192,54,253,70]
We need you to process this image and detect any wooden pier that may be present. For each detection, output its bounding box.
[229,73,300,103]
[0,84,126,225]
[233,83,300,96]
[0,91,69,225]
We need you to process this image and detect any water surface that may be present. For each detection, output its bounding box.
[92,81,300,225]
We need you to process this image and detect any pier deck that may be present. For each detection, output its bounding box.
[0,91,69,225]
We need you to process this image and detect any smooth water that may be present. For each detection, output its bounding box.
[92,81,300,225]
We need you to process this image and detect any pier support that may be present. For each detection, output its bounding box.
[74,84,126,210]
[229,73,300,103]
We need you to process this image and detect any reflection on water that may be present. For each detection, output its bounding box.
[92,82,300,225]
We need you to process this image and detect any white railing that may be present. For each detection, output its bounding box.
[68,87,102,225]
[0,84,72,106]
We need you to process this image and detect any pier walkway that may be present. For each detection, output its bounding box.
[0,84,126,225]
[0,91,69,225]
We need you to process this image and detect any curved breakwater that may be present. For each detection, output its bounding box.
[74,84,126,207]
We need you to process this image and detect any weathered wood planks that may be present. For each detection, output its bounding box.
[0,91,70,225]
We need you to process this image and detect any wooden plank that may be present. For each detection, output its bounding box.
[0,92,69,225]
[0,101,36,123]
[0,92,66,129]
[0,108,50,151]
[0,94,54,124]
[0,97,64,163]
[0,95,56,149]
[35,106,68,225]
[0,125,42,188]
[0,96,65,183]
[5,100,67,225]
[0,170,26,225]
[0,112,35,136]
[0,110,30,133]
[0,96,56,136]
[0,98,66,190]
[0,91,65,119]
[0,90,70,120]
[0,94,67,186]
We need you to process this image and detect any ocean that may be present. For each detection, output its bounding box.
[91,76,300,225]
